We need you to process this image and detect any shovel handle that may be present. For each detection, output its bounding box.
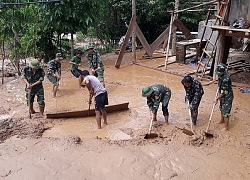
[148,118,154,134]
[187,101,194,133]
[206,88,219,132]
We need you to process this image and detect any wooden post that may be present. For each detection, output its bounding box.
[132,0,136,63]
[171,0,179,56]
[213,30,226,80]
[165,12,174,69]
[115,16,136,68]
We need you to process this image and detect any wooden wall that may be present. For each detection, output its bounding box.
[228,0,250,22]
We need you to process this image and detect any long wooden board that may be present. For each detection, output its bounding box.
[46,102,129,119]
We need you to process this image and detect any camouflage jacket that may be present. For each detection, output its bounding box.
[147,84,171,113]
[218,72,234,100]
[21,66,45,88]
[47,59,61,76]
[181,77,204,108]
[86,50,103,70]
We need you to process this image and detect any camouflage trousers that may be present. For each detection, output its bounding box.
[47,74,59,86]
[190,109,198,125]
[220,98,233,117]
[161,90,171,116]
[93,67,104,82]
[189,97,202,125]
[25,86,45,107]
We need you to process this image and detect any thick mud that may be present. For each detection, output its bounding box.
[0,51,250,179]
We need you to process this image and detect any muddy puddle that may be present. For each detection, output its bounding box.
[42,112,134,140]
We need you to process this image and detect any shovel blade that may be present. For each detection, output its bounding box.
[205,132,214,138]
[144,133,158,139]
[182,128,194,136]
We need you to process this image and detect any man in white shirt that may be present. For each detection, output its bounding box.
[82,70,108,129]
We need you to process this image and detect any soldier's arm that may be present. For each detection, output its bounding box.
[151,95,161,114]
[96,53,103,68]
[21,68,30,87]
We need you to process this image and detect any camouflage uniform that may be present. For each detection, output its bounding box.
[218,72,234,117]
[21,66,45,107]
[46,59,61,86]
[146,84,171,116]
[181,77,204,125]
[86,49,104,82]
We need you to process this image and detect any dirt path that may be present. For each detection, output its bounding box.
[0,52,250,179]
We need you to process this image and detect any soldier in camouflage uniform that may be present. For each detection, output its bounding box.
[142,84,171,124]
[214,64,234,131]
[85,45,105,87]
[181,75,204,125]
[22,59,45,117]
[46,53,63,98]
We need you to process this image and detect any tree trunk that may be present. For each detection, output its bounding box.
[132,0,136,63]
[171,0,179,56]
[1,40,5,84]
[70,32,74,57]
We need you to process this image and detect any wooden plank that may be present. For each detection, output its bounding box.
[150,26,171,52]
[46,102,129,119]
[209,25,250,33]
[135,23,153,56]
[115,16,136,68]
[173,19,194,40]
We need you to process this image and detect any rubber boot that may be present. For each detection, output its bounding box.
[29,103,36,114]
[39,106,45,116]
[222,117,229,131]
[217,113,225,124]
[164,115,169,125]
[101,109,107,125]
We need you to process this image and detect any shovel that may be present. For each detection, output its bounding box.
[175,126,194,136]
[144,118,158,139]
[205,88,219,138]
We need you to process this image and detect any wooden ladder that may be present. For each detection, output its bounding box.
[196,0,230,80]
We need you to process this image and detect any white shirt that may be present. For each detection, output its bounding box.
[83,75,106,97]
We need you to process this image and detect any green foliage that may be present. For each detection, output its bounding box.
[0,0,209,64]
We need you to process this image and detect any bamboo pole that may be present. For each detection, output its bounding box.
[169,0,218,13]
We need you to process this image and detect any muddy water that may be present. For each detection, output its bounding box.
[42,58,219,140]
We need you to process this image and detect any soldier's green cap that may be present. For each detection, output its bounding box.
[215,64,226,76]
[142,86,153,97]
[29,59,40,69]
[86,45,94,51]
[56,53,63,60]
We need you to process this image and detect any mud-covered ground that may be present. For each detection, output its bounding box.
[0,51,250,180]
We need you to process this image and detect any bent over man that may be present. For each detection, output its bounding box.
[85,45,105,87]
[214,64,234,131]
[22,59,45,117]
[181,75,204,125]
[46,53,63,98]
[142,84,171,124]
[82,70,108,129]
